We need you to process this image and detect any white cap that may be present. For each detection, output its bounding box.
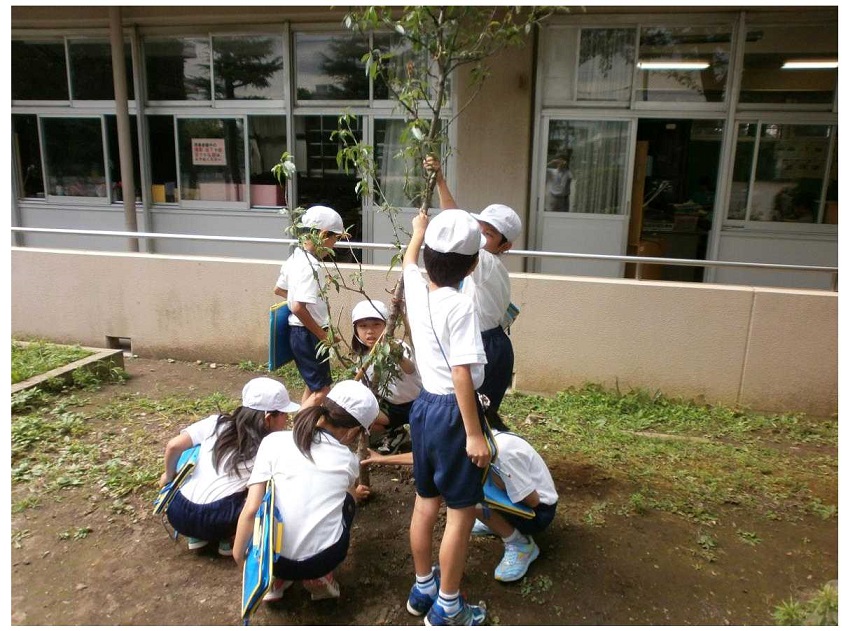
[352,299,388,324]
[423,210,486,255]
[326,380,380,433]
[472,204,522,243]
[242,377,300,413]
[301,205,347,235]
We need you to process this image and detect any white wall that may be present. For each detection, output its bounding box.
[12,248,837,416]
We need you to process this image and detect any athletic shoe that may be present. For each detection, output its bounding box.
[494,536,539,582]
[470,519,495,537]
[263,579,293,603]
[424,595,487,626]
[302,572,340,601]
[406,565,441,616]
[217,540,233,556]
[187,537,208,550]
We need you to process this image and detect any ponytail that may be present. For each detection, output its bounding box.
[212,406,273,476]
[293,399,361,461]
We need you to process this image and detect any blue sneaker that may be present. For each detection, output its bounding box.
[406,565,441,616]
[187,537,208,550]
[494,536,539,582]
[471,519,494,537]
[424,595,487,626]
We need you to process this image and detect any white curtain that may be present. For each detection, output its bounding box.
[577,28,636,102]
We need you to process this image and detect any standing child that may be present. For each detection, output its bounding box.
[402,209,491,626]
[425,157,521,411]
[159,377,300,555]
[279,205,347,408]
[351,298,422,454]
[232,380,380,602]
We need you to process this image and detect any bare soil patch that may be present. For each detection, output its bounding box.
[11,358,837,625]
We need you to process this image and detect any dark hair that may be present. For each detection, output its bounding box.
[293,399,361,461]
[212,406,279,477]
[423,246,478,288]
[483,405,510,433]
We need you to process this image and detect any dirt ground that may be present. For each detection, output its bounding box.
[10,358,838,626]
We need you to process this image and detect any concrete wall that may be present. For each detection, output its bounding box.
[11,248,838,416]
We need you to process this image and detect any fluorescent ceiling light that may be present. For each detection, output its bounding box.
[637,61,710,70]
[781,60,838,70]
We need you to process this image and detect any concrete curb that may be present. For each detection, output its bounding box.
[11,343,125,395]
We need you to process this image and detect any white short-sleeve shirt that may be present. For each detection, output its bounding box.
[461,249,511,332]
[403,264,485,394]
[178,415,254,504]
[493,430,558,505]
[248,430,358,561]
[284,247,329,328]
[364,341,422,405]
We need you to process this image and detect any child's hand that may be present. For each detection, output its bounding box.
[465,434,491,469]
[158,473,172,489]
[411,210,429,235]
[360,448,384,467]
[352,484,371,502]
[423,155,441,175]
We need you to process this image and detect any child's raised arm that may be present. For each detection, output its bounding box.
[403,210,428,269]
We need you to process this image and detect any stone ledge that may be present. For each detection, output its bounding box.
[11,343,125,395]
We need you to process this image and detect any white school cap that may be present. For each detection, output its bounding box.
[242,377,300,413]
[423,209,486,255]
[326,380,380,433]
[301,205,347,235]
[352,299,388,324]
[472,204,522,242]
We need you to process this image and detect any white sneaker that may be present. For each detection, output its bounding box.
[302,572,340,600]
[263,579,293,603]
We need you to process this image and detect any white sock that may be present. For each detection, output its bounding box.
[415,571,437,596]
[436,590,461,614]
[502,529,528,545]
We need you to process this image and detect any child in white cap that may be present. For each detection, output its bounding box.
[232,380,380,602]
[159,377,300,555]
[350,298,422,454]
[275,205,347,408]
[401,208,490,625]
[424,157,521,412]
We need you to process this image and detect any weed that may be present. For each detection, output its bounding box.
[12,340,92,384]
[12,496,41,513]
[628,492,648,514]
[808,499,837,520]
[238,360,266,372]
[520,574,553,602]
[696,532,717,551]
[738,531,762,546]
[12,529,31,548]
[772,582,838,625]
[583,502,608,527]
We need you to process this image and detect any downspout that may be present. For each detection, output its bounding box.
[109,6,139,252]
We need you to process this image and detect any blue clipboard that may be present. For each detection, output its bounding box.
[153,444,201,515]
[482,473,536,519]
[242,478,284,624]
[269,302,294,371]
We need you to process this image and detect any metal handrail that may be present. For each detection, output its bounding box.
[11,226,838,289]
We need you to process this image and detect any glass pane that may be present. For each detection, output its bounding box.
[824,141,838,225]
[178,118,245,202]
[12,40,69,100]
[13,115,45,199]
[294,115,362,249]
[636,25,731,103]
[248,115,288,207]
[147,115,178,203]
[213,35,284,100]
[371,34,444,103]
[578,28,636,102]
[295,33,368,101]
[144,37,211,101]
[69,39,134,100]
[750,124,832,223]
[740,24,837,105]
[545,120,629,214]
[728,123,757,220]
[374,119,426,208]
[42,118,106,198]
[105,115,141,202]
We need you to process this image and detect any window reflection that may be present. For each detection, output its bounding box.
[177,118,245,203]
[249,115,288,207]
[12,41,69,101]
[145,37,211,101]
[578,28,636,102]
[69,39,134,100]
[213,36,284,100]
[13,115,45,199]
[374,119,426,208]
[105,115,141,202]
[295,33,368,100]
[42,118,106,198]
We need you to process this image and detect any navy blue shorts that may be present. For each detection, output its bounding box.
[409,390,484,509]
[289,325,332,392]
[166,489,247,542]
[500,501,557,536]
[383,399,415,430]
[478,326,514,411]
[272,493,356,580]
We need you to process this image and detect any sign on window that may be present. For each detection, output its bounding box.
[192,138,227,166]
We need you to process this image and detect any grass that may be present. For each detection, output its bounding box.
[772,582,838,625]
[12,340,93,384]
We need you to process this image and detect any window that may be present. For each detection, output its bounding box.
[728,122,837,224]
[147,115,179,203]
[248,115,288,207]
[213,35,285,101]
[636,25,732,103]
[177,118,246,203]
[578,28,636,102]
[374,119,427,208]
[69,39,134,100]
[42,117,107,199]
[740,24,837,106]
[544,119,630,214]
[295,33,368,101]
[13,115,45,199]
[144,37,212,101]
[105,115,141,202]
[12,40,69,101]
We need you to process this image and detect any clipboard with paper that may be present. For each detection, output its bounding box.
[153,444,201,516]
[241,477,284,625]
[482,464,536,519]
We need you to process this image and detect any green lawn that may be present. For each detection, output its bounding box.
[12,340,93,384]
